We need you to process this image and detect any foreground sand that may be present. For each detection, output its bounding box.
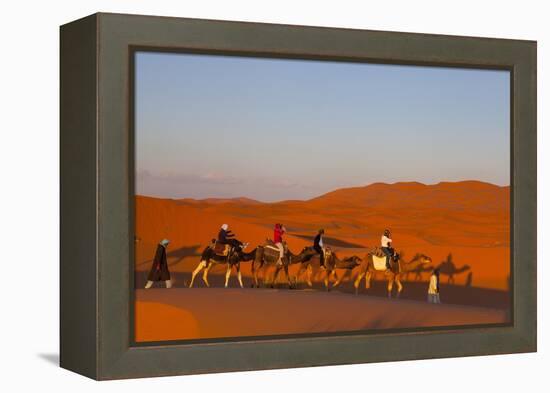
[135,288,508,342]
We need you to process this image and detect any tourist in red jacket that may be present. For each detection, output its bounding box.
[273,223,286,265]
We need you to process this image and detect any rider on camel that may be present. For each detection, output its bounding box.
[381,228,394,270]
[218,224,246,249]
[273,223,286,266]
[313,229,325,268]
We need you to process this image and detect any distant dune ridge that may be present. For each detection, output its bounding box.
[135,180,510,290]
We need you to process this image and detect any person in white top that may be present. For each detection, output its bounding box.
[380,229,393,269]
[427,268,441,303]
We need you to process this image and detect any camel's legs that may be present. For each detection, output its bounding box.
[283,264,293,288]
[189,260,207,288]
[252,261,262,288]
[332,270,338,288]
[224,264,232,288]
[251,261,256,288]
[202,263,213,287]
[324,269,331,291]
[354,272,365,294]
[295,264,305,285]
[272,266,282,287]
[262,263,273,287]
[306,264,313,287]
[333,270,346,288]
[297,262,311,285]
[395,276,403,298]
[314,268,324,282]
[236,263,244,288]
[266,266,274,286]
[259,263,267,287]
[387,276,394,298]
[365,271,372,289]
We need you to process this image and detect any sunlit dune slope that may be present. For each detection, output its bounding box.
[135,181,510,289]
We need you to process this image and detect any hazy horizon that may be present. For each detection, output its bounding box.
[135,51,510,202]
[136,179,509,203]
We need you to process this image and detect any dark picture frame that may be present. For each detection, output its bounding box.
[60,12,536,380]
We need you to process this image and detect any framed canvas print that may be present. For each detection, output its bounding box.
[60,13,537,380]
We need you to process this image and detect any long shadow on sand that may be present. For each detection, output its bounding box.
[136,245,202,268]
[135,271,510,311]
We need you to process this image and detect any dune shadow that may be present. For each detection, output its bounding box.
[292,234,365,248]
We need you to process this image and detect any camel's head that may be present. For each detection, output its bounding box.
[347,255,363,266]
[232,242,249,256]
[295,247,317,263]
[301,246,317,256]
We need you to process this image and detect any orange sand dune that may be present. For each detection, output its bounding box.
[135,181,510,290]
[135,302,199,341]
[135,288,508,342]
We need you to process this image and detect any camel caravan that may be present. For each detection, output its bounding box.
[185,224,433,298]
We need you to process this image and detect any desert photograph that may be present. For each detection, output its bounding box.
[133,52,510,343]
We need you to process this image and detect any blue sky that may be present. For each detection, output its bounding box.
[135,51,510,202]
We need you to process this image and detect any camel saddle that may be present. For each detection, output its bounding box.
[371,247,386,258]
[370,247,398,271]
[372,255,389,271]
[263,240,285,258]
[212,242,231,256]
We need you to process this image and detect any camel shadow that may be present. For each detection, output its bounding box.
[137,244,202,268]
[436,253,471,285]
[167,244,202,267]
[465,272,473,287]
[405,264,433,282]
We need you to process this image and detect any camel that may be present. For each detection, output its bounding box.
[437,254,471,284]
[188,244,257,288]
[294,254,320,287]
[295,248,362,290]
[324,252,363,290]
[251,243,317,288]
[354,251,432,298]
